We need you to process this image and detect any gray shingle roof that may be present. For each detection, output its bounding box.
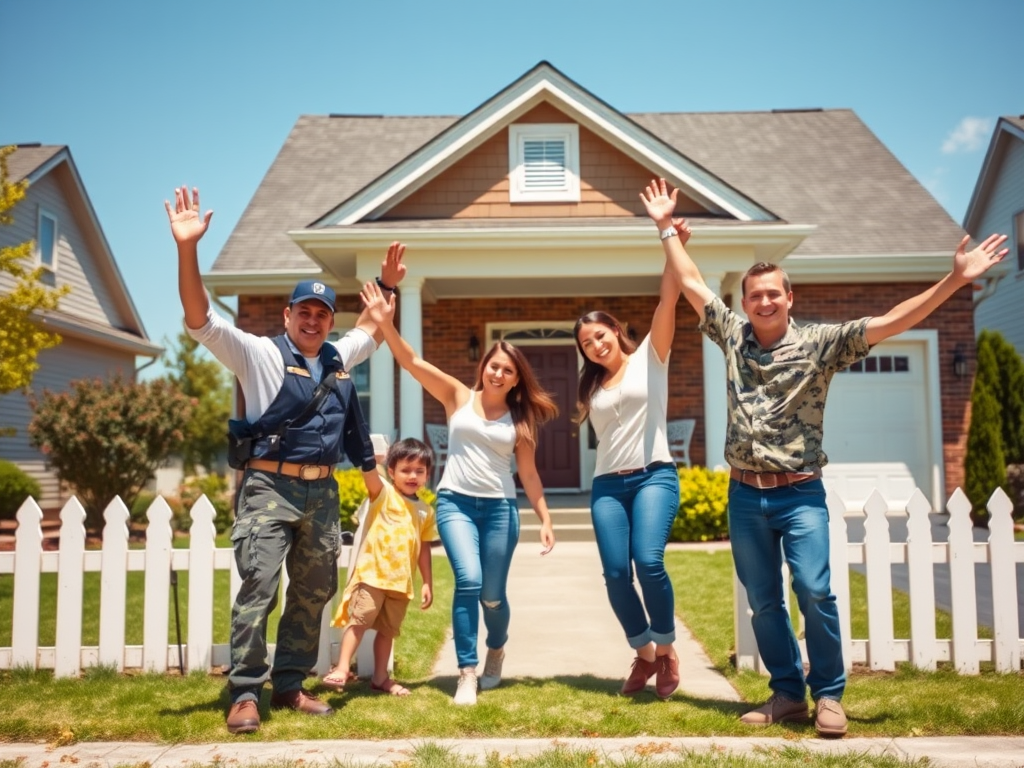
[630,109,962,256]
[216,116,457,272]
[5,144,65,182]
[214,108,963,273]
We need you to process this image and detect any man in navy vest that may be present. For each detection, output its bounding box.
[166,186,405,734]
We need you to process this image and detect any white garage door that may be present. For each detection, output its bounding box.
[821,340,931,512]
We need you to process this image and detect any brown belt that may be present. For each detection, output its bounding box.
[730,467,821,490]
[247,459,334,481]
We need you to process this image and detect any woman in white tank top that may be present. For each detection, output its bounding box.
[360,275,558,706]
[572,213,693,701]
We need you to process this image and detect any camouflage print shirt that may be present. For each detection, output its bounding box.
[700,295,871,473]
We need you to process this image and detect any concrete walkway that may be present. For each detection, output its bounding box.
[430,538,740,703]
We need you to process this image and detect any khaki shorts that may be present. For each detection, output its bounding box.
[346,583,410,637]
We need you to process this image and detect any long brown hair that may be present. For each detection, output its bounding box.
[572,311,637,424]
[473,340,558,447]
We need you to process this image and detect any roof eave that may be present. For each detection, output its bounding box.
[962,117,1024,232]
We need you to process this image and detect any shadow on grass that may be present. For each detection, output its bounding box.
[414,673,750,715]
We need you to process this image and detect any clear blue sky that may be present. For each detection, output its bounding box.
[6,0,1022,377]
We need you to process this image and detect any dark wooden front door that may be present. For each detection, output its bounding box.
[521,345,580,489]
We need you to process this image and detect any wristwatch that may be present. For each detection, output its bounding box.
[659,226,678,241]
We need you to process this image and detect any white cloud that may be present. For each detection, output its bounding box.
[941,117,993,154]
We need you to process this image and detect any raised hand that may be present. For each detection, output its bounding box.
[380,241,407,289]
[164,186,212,245]
[359,280,396,327]
[640,178,679,228]
[953,233,1009,282]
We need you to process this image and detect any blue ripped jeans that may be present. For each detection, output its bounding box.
[728,478,845,702]
[435,490,520,668]
[590,462,679,648]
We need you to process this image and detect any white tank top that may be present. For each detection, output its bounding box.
[590,334,673,476]
[437,390,518,498]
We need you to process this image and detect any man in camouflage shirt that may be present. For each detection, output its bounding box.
[641,178,1008,737]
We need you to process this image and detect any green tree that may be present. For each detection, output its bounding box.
[28,375,193,531]
[163,327,231,473]
[987,331,1024,465]
[963,333,1007,523]
[0,146,70,434]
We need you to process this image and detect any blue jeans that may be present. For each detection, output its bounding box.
[590,462,679,648]
[728,478,845,702]
[436,490,520,668]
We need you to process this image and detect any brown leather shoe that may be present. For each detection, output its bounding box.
[654,653,680,699]
[226,700,260,734]
[814,697,848,737]
[620,656,657,695]
[270,688,333,716]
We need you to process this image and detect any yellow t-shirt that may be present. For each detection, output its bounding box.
[332,482,439,627]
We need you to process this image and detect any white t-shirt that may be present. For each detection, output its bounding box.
[438,391,518,499]
[589,334,673,476]
[187,303,377,422]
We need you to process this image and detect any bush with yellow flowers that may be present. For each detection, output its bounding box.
[671,466,730,542]
[334,466,437,532]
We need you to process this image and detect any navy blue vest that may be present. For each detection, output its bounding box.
[250,336,375,470]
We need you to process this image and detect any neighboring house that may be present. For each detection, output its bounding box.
[204,62,973,511]
[964,116,1024,359]
[0,144,163,509]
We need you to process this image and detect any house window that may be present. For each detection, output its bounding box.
[329,325,370,418]
[508,124,580,203]
[1015,209,1024,271]
[839,355,910,374]
[37,210,57,272]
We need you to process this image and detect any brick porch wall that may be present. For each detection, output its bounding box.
[236,281,973,497]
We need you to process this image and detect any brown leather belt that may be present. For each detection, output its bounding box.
[730,467,821,490]
[247,459,333,481]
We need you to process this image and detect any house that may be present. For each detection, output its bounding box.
[0,144,163,509]
[963,116,1024,358]
[203,62,972,511]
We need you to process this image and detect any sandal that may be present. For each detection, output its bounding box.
[370,678,411,696]
[320,670,355,691]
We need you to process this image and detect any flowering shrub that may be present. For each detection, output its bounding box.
[28,375,192,531]
[671,466,730,542]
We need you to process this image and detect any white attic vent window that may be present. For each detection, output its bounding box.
[508,123,580,203]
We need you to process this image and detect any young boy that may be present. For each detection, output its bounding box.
[324,438,438,696]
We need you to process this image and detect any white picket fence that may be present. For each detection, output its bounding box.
[734,487,1024,675]
[0,495,350,677]
[2,486,1022,677]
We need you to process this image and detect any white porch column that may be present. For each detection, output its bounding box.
[368,344,395,438]
[399,277,425,441]
[702,275,727,469]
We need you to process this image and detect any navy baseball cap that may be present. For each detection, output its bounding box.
[290,280,336,312]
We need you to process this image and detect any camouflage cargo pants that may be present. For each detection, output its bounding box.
[228,469,341,703]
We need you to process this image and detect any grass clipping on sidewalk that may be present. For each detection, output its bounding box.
[0,551,1022,742]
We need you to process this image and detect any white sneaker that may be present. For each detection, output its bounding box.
[480,647,505,691]
[453,666,478,705]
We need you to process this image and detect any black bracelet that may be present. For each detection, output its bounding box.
[375,277,397,295]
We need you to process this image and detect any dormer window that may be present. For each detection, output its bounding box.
[508,124,580,203]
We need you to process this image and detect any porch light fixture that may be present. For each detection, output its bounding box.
[468,334,480,362]
[952,345,968,378]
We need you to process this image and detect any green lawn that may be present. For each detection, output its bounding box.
[0,548,1021,743]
